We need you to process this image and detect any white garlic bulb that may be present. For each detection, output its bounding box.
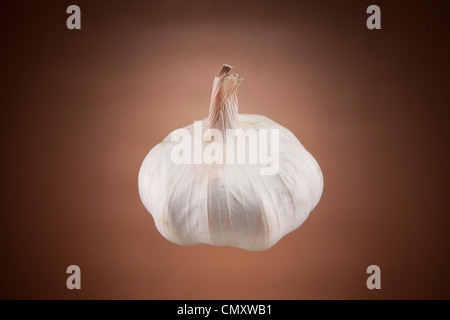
[139,65,323,251]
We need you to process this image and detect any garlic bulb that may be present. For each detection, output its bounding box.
[138,65,323,251]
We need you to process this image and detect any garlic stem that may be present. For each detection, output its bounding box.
[208,64,243,137]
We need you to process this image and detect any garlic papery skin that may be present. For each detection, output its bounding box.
[138,65,323,251]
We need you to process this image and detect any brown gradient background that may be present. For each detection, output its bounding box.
[1,0,449,299]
